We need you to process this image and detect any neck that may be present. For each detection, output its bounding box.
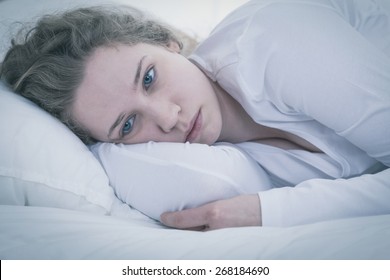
[212,82,279,143]
[212,81,323,152]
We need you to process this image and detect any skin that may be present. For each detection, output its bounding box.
[72,42,284,146]
[160,195,262,231]
[72,42,320,231]
[72,43,223,145]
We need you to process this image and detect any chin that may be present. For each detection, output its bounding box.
[201,133,220,145]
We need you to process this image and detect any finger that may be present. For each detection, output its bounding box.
[185,225,209,231]
[160,207,209,229]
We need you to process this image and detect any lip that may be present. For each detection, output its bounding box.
[185,110,202,143]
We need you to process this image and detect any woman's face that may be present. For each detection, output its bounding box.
[71,43,223,145]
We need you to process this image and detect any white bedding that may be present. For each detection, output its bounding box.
[1,204,389,259]
[90,142,273,220]
[1,0,390,260]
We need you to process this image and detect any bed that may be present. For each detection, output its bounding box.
[1,0,390,260]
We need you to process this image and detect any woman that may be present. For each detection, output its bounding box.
[1,0,390,230]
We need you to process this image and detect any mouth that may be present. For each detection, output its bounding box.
[185,110,202,143]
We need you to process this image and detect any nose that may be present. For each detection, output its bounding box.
[148,99,181,133]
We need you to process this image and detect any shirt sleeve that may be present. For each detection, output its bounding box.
[260,167,390,227]
[256,0,390,166]
[236,0,390,226]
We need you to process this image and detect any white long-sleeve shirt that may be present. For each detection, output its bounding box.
[189,0,390,226]
[92,0,390,227]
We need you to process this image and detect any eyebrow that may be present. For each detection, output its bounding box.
[107,55,147,140]
[133,55,147,90]
[107,112,125,140]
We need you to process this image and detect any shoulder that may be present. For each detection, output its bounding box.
[189,0,274,79]
[190,0,362,110]
[190,0,346,77]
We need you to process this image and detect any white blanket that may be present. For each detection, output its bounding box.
[1,204,389,259]
[1,0,390,260]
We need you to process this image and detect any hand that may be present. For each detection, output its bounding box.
[160,194,262,231]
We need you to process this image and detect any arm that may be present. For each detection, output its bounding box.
[257,0,390,226]
[90,142,272,221]
[260,167,390,227]
[161,194,261,231]
[162,168,390,229]
[162,0,390,229]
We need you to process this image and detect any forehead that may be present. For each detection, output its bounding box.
[85,44,139,82]
[76,45,135,102]
[71,45,141,138]
[76,43,163,98]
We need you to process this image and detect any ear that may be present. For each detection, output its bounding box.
[167,41,181,53]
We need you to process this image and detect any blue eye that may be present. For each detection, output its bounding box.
[143,68,155,89]
[122,115,136,136]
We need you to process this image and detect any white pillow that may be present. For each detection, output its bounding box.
[91,142,272,220]
[0,0,271,219]
[0,0,129,215]
[0,82,116,213]
[1,78,272,218]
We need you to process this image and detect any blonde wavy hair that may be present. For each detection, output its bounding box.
[0,6,197,144]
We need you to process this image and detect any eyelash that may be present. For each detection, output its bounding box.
[143,67,155,90]
[121,115,136,136]
[121,67,156,137]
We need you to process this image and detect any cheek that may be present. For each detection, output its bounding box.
[205,114,222,144]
